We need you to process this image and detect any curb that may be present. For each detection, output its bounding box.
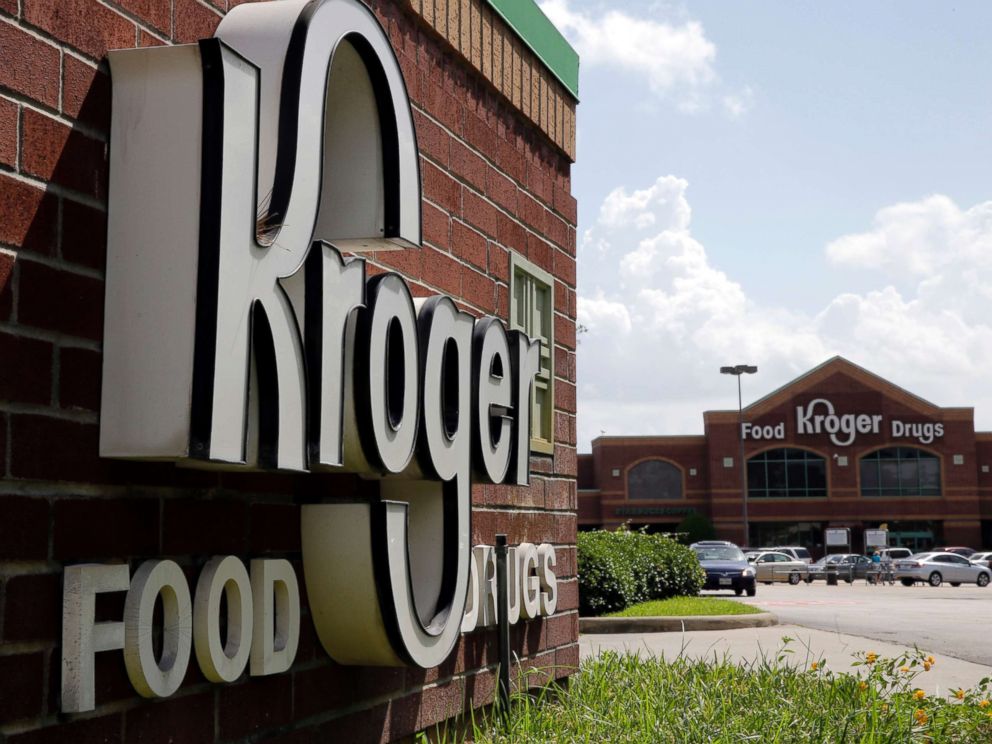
[579,612,778,634]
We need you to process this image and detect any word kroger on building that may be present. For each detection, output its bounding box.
[741,397,945,446]
[60,0,558,714]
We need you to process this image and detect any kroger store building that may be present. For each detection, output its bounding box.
[0,0,579,740]
[579,357,992,555]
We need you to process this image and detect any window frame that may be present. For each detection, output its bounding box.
[509,253,555,454]
[746,447,828,499]
[859,447,942,497]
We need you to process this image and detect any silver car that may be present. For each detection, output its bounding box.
[749,551,810,585]
[893,552,992,587]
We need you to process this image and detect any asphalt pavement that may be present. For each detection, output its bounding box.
[580,581,992,694]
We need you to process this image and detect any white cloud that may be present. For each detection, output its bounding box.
[540,0,716,106]
[577,181,992,450]
[722,85,754,119]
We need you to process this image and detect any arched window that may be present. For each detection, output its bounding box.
[747,448,826,498]
[860,448,940,497]
[627,460,683,500]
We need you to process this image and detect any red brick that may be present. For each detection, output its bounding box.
[373,243,422,281]
[547,212,570,251]
[249,502,301,553]
[62,55,111,132]
[0,174,58,254]
[218,674,293,740]
[115,0,171,35]
[518,190,547,234]
[554,248,576,287]
[22,109,107,199]
[8,713,122,744]
[496,136,526,184]
[173,0,221,43]
[125,692,214,744]
[162,498,248,556]
[554,312,575,351]
[554,280,568,315]
[461,265,494,313]
[0,331,53,404]
[420,78,462,135]
[450,219,486,270]
[554,443,577,477]
[0,0,15,15]
[54,497,159,559]
[546,477,574,511]
[464,112,497,157]
[553,184,577,224]
[485,166,516,213]
[488,242,509,282]
[526,234,552,274]
[3,573,60,642]
[139,29,165,47]
[555,380,576,414]
[450,139,486,192]
[422,246,460,297]
[496,282,508,319]
[556,579,579,612]
[25,0,134,60]
[422,200,449,250]
[17,259,103,340]
[526,161,553,207]
[0,21,60,108]
[0,652,44,723]
[462,189,498,238]
[10,415,109,483]
[412,109,448,167]
[496,212,525,255]
[0,96,16,167]
[422,158,460,214]
[416,678,465,731]
[0,497,48,560]
[61,198,107,270]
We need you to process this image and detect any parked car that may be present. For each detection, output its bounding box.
[748,551,809,585]
[893,552,991,587]
[933,546,976,558]
[809,553,873,582]
[769,546,813,564]
[690,540,757,597]
[806,554,846,582]
[969,551,992,568]
[878,547,912,562]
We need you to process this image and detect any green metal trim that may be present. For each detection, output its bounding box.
[486,0,579,99]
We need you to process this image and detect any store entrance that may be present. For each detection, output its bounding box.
[885,521,939,552]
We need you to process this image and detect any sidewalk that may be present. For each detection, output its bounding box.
[580,624,991,695]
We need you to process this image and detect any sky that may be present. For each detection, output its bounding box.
[538,0,992,451]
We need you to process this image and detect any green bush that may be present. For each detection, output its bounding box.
[577,528,705,616]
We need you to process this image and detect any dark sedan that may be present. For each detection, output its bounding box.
[691,541,757,597]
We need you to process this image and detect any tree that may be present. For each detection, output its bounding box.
[677,513,716,544]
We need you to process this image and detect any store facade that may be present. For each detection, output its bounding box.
[0,0,579,740]
[579,357,992,555]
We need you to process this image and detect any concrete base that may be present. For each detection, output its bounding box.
[579,612,778,634]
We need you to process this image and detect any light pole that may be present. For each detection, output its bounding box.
[720,364,757,546]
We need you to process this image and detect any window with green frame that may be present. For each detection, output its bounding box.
[860,447,941,497]
[747,448,827,498]
[510,254,554,454]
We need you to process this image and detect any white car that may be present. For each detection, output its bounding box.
[893,552,992,587]
[749,551,810,585]
[769,546,813,564]
[970,551,992,568]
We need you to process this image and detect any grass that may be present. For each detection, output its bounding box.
[422,643,992,743]
[605,596,762,617]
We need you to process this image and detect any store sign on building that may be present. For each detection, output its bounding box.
[741,398,944,447]
[61,0,558,714]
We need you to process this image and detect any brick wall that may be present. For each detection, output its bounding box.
[0,0,578,740]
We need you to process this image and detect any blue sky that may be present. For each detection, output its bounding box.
[540,1,992,449]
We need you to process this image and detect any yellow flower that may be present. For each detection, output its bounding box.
[923,661,932,671]
[858,681,868,691]
[913,689,926,701]
[811,661,819,671]
[955,688,965,700]
[987,711,992,719]
[900,666,910,673]
[926,655,936,665]
[979,699,990,709]
[866,652,879,664]
[914,709,928,726]
[881,704,889,713]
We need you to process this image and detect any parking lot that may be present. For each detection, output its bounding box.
[723,580,992,667]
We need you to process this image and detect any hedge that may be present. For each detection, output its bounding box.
[578,528,706,616]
